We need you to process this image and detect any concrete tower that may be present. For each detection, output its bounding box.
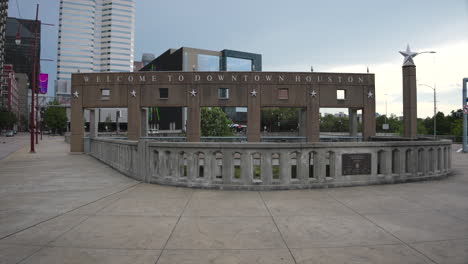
[400,45,419,138]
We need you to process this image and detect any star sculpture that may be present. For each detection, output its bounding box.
[309,90,317,97]
[367,91,374,98]
[73,90,79,98]
[130,89,136,97]
[250,89,258,97]
[399,44,419,66]
[189,89,197,96]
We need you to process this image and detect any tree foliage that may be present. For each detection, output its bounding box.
[0,108,18,131]
[201,107,234,136]
[261,108,299,132]
[43,100,67,135]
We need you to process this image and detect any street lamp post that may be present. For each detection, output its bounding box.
[16,4,54,151]
[14,5,39,152]
[419,83,437,139]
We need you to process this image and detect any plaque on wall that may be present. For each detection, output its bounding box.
[342,153,371,175]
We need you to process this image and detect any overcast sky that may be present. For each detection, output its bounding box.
[8,0,468,117]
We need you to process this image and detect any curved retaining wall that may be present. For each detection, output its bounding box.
[89,138,452,190]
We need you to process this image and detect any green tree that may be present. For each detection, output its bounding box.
[261,108,299,132]
[43,100,67,135]
[201,107,234,136]
[0,108,18,132]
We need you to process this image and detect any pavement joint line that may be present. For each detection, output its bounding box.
[13,182,143,264]
[325,191,440,264]
[154,188,195,264]
[0,182,141,241]
[258,191,298,264]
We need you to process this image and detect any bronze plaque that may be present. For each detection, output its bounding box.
[342,153,371,175]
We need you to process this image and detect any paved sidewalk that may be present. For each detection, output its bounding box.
[0,137,467,264]
[0,133,30,161]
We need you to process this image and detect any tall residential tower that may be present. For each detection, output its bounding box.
[56,0,135,100]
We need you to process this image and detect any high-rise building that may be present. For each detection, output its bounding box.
[0,0,8,74]
[56,0,135,97]
[4,17,41,84]
[1,64,19,117]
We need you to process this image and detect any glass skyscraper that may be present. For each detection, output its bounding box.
[56,0,135,94]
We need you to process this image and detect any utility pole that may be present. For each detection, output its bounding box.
[463,78,467,153]
[29,4,39,153]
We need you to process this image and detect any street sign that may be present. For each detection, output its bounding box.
[464,105,468,114]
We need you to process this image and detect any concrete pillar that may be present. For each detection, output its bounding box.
[187,87,200,142]
[362,86,376,140]
[247,86,261,142]
[70,86,84,152]
[127,86,141,140]
[306,87,320,142]
[140,108,148,137]
[89,108,98,139]
[298,108,306,136]
[348,108,358,137]
[403,65,417,138]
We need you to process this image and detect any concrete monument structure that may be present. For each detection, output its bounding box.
[68,68,451,190]
[70,71,376,151]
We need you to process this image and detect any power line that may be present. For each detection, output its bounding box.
[15,0,22,18]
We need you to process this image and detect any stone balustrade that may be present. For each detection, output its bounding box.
[89,138,452,190]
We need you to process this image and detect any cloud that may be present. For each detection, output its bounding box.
[265,40,468,118]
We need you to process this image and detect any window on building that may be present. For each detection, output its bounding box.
[226,57,252,71]
[337,89,346,100]
[278,88,289,100]
[159,88,168,99]
[101,88,110,100]
[218,88,229,99]
[197,54,220,71]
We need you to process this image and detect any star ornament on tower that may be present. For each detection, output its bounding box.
[250,89,258,97]
[367,91,374,99]
[130,89,136,97]
[189,89,197,96]
[73,90,79,98]
[309,90,317,97]
[399,44,436,67]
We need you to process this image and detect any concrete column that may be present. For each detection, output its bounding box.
[279,151,290,184]
[403,65,417,138]
[362,86,376,140]
[187,86,200,142]
[70,85,84,152]
[127,86,141,140]
[261,151,272,185]
[89,108,98,139]
[348,108,358,137]
[140,108,148,137]
[247,86,261,142]
[306,87,320,142]
[298,108,306,136]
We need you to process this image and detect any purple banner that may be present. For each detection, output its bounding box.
[39,73,48,94]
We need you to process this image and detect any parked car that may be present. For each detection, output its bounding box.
[5,130,14,137]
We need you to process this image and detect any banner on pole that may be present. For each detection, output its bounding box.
[39,73,48,94]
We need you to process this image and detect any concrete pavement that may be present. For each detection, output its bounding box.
[0,137,467,263]
[0,133,30,161]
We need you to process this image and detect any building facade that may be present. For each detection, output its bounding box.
[140,47,262,131]
[0,0,8,75]
[1,64,18,116]
[56,0,135,99]
[4,17,41,84]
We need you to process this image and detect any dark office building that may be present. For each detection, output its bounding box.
[0,0,8,74]
[140,47,262,72]
[140,47,261,131]
[4,17,41,84]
